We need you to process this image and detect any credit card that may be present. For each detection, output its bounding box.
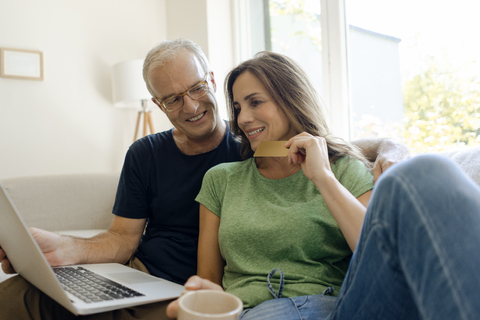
[253,141,289,157]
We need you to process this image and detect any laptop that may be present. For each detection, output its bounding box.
[0,181,185,315]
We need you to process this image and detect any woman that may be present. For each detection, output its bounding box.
[195,51,373,318]
[167,52,480,320]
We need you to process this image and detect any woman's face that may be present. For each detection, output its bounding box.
[232,71,298,151]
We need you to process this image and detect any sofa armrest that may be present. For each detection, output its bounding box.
[435,146,480,186]
[1,173,119,232]
[56,229,107,238]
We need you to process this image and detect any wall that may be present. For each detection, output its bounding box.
[166,0,235,120]
[0,0,170,179]
[0,0,237,180]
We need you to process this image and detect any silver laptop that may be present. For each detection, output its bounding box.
[0,181,185,315]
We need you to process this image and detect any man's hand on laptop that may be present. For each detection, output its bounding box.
[29,227,72,267]
[166,275,224,319]
[1,227,68,274]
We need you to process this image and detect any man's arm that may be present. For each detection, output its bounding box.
[1,215,146,274]
[68,215,146,265]
[351,138,411,183]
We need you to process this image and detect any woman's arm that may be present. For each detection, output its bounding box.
[313,178,371,251]
[197,204,225,286]
[286,133,372,251]
[166,204,224,320]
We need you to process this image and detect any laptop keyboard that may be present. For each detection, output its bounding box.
[54,266,145,303]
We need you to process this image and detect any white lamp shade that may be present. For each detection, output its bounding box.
[111,59,153,109]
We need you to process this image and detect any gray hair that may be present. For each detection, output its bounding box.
[143,38,211,96]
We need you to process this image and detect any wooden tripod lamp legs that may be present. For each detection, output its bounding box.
[133,111,155,142]
[133,100,155,142]
[134,112,142,142]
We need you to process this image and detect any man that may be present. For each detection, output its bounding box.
[0,39,409,319]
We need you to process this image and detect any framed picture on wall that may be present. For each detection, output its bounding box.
[0,48,43,81]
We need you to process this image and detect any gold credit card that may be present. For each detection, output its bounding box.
[253,141,289,157]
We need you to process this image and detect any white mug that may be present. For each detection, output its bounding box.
[177,290,243,320]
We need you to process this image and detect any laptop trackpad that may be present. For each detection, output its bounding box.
[108,272,161,284]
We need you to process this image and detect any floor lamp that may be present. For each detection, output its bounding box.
[134,99,155,142]
[112,59,155,142]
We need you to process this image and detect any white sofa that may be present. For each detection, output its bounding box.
[0,173,119,282]
[1,147,479,283]
[435,147,480,186]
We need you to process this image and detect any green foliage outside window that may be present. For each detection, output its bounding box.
[403,58,480,153]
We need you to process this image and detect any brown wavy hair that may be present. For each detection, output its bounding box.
[225,51,371,168]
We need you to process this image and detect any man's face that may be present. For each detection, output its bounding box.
[148,51,221,142]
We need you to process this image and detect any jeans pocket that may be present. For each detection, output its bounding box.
[290,295,309,308]
[296,294,337,319]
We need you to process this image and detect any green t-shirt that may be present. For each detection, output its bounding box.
[196,157,373,308]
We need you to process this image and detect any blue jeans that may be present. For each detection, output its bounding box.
[331,154,480,319]
[239,268,336,320]
[239,290,336,320]
[240,155,480,319]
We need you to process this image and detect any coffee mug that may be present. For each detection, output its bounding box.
[177,290,243,320]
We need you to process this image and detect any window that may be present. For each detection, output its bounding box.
[267,0,323,96]
[258,0,480,151]
[346,0,480,152]
[262,0,353,139]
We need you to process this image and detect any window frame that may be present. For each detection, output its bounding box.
[320,0,351,140]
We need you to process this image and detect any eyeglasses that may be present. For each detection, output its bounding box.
[154,73,209,112]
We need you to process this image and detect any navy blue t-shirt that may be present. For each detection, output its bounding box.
[112,125,242,284]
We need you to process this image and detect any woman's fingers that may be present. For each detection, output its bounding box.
[286,133,326,164]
